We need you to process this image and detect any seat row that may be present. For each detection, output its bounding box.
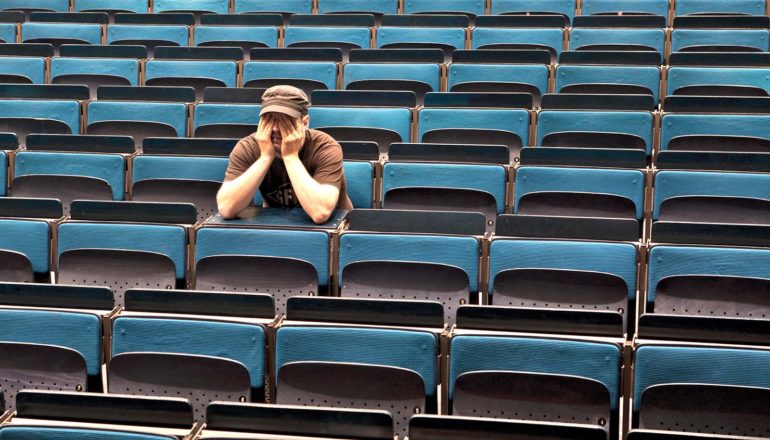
[2,15,770,57]
[3,0,769,22]
[1,288,770,439]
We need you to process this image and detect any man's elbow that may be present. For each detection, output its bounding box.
[218,203,238,219]
[310,208,332,224]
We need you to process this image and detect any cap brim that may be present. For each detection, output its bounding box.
[260,104,302,119]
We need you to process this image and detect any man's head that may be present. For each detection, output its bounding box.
[259,85,310,151]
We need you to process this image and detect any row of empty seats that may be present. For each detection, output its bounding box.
[3,0,770,20]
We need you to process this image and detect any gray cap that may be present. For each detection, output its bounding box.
[259,85,310,119]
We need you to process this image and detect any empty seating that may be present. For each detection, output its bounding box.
[581,0,669,18]
[234,0,312,15]
[555,57,662,103]
[131,153,229,222]
[2,0,70,13]
[109,289,272,419]
[409,415,606,440]
[488,238,637,333]
[675,0,767,16]
[344,49,442,103]
[514,166,645,221]
[106,23,190,48]
[472,16,566,61]
[632,343,770,436]
[339,212,483,324]
[671,27,769,53]
[318,0,398,15]
[74,0,149,13]
[492,0,577,21]
[145,57,238,100]
[21,22,102,49]
[652,170,770,224]
[0,199,59,283]
[284,24,371,52]
[0,98,79,147]
[193,101,260,138]
[0,56,45,84]
[153,0,228,15]
[275,297,443,439]
[0,17,17,44]
[194,224,333,313]
[667,66,770,96]
[243,48,341,93]
[194,14,280,52]
[343,160,375,208]
[448,321,623,439]
[377,15,467,56]
[448,49,550,107]
[56,203,190,305]
[570,15,666,56]
[50,56,140,98]
[403,0,485,16]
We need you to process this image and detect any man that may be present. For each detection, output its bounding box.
[217,85,352,223]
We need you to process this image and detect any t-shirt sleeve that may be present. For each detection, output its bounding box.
[224,136,259,181]
[311,135,345,189]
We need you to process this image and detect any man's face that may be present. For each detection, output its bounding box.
[262,113,309,156]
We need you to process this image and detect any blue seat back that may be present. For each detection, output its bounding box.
[153,0,228,13]
[193,103,261,131]
[0,99,80,133]
[377,26,466,50]
[15,151,126,200]
[569,28,666,54]
[0,427,174,440]
[0,23,16,44]
[284,26,371,49]
[107,25,189,46]
[276,326,438,396]
[0,308,102,375]
[492,0,576,17]
[145,60,238,88]
[309,107,412,143]
[449,335,622,408]
[666,67,770,96]
[581,0,668,16]
[243,61,337,90]
[0,57,45,84]
[74,0,148,12]
[339,232,480,291]
[634,345,770,412]
[51,57,140,86]
[556,65,661,102]
[195,227,330,285]
[403,0,485,15]
[647,245,770,306]
[343,63,441,92]
[3,0,69,11]
[675,0,766,16]
[57,222,188,279]
[660,114,770,150]
[235,0,312,14]
[537,110,654,154]
[472,28,564,54]
[671,29,769,52]
[112,316,266,388]
[132,155,229,183]
[88,101,188,137]
[343,161,374,208]
[490,239,638,300]
[0,219,50,273]
[319,0,398,14]
[194,25,279,47]
[418,107,530,145]
[652,170,770,220]
[382,162,507,215]
[448,63,549,96]
[22,22,101,44]
[514,166,646,220]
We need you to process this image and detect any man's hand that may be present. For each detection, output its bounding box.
[254,115,275,161]
[277,115,305,158]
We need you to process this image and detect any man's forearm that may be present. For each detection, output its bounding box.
[283,155,339,223]
[217,156,272,218]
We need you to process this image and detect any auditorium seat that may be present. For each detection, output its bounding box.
[674,0,766,16]
[50,56,138,99]
[0,97,79,147]
[243,48,341,92]
[0,390,195,439]
[56,202,191,305]
[234,0,312,15]
[581,0,668,18]
[318,0,398,16]
[284,23,371,53]
[0,14,19,44]
[488,238,638,332]
[195,13,280,54]
[492,0,576,21]
[448,49,550,107]
[570,15,666,57]
[74,0,148,13]
[377,14,467,59]
[403,0,485,17]
[0,198,60,283]
[472,15,566,62]
[202,402,395,439]
[555,60,661,103]
[343,160,375,208]
[667,66,770,96]
[107,21,190,50]
[652,170,770,224]
[344,49,443,104]
[193,101,260,138]
[131,154,229,222]
[448,318,623,439]
[153,0,228,15]
[145,53,239,101]
[194,224,333,313]
[108,289,272,419]
[2,0,69,13]
[275,296,444,439]
[632,343,770,436]
[21,22,102,51]
[409,415,606,440]
[671,28,769,53]
[0,56,45,84]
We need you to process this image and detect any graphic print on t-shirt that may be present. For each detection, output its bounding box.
[265,182,298,207]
